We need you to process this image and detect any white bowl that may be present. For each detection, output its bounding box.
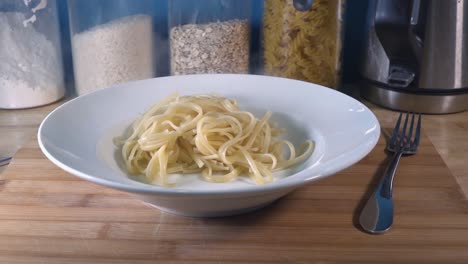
[38,74,380,217]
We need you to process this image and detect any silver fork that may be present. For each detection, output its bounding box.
[359,112,422,234]
[0,157,11,167]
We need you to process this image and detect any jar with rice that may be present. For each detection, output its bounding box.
[67,0,156,95]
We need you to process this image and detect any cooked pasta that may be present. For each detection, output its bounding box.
[263,0,344,88]
[118,93,314,187]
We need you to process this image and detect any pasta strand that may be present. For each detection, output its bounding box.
[119,94,314,187]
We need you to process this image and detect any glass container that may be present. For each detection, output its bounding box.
[168,0,252,75]
[263,0,345,88]
[68,0,156,95]
[0,0,65,109]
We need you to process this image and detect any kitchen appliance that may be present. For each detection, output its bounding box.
[361,0,468,114]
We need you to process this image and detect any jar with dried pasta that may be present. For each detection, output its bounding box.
[169,0,252,75]
[263,0,345,88]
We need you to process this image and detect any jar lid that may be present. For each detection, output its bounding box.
[293,0,314,11]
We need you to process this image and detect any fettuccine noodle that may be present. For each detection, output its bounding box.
[119,93,314,187]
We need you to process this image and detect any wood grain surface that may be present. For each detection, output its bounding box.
[0,130,467,264]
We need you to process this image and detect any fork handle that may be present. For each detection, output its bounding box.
[381,152,403,199]
[359,152,403,234]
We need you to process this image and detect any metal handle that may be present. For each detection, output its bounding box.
[418,0,468,89]
[410,0,421,26]
[409,0,423,62]
[0,157,12,167]
[359,152,403,234]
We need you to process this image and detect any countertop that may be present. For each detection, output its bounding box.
[1,95,467,198]
[1,92,468,263]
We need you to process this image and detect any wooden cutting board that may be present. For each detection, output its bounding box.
[0,131,467,264]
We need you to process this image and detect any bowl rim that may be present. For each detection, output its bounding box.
[38,74,381,197]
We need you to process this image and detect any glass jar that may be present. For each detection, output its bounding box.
[68,0,156,95]
[168,0,252,75]
[0,0,65,109]
[263,0,345,88]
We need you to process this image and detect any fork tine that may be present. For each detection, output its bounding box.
[412,113,422,149]
[406,112,416,148]
[390,112,403,145]
[399,112,410,148]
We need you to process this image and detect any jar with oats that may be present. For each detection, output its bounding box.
[169,0,252,75]
[263,0,345,88]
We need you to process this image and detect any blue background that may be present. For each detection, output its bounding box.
[57,0,370,91]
